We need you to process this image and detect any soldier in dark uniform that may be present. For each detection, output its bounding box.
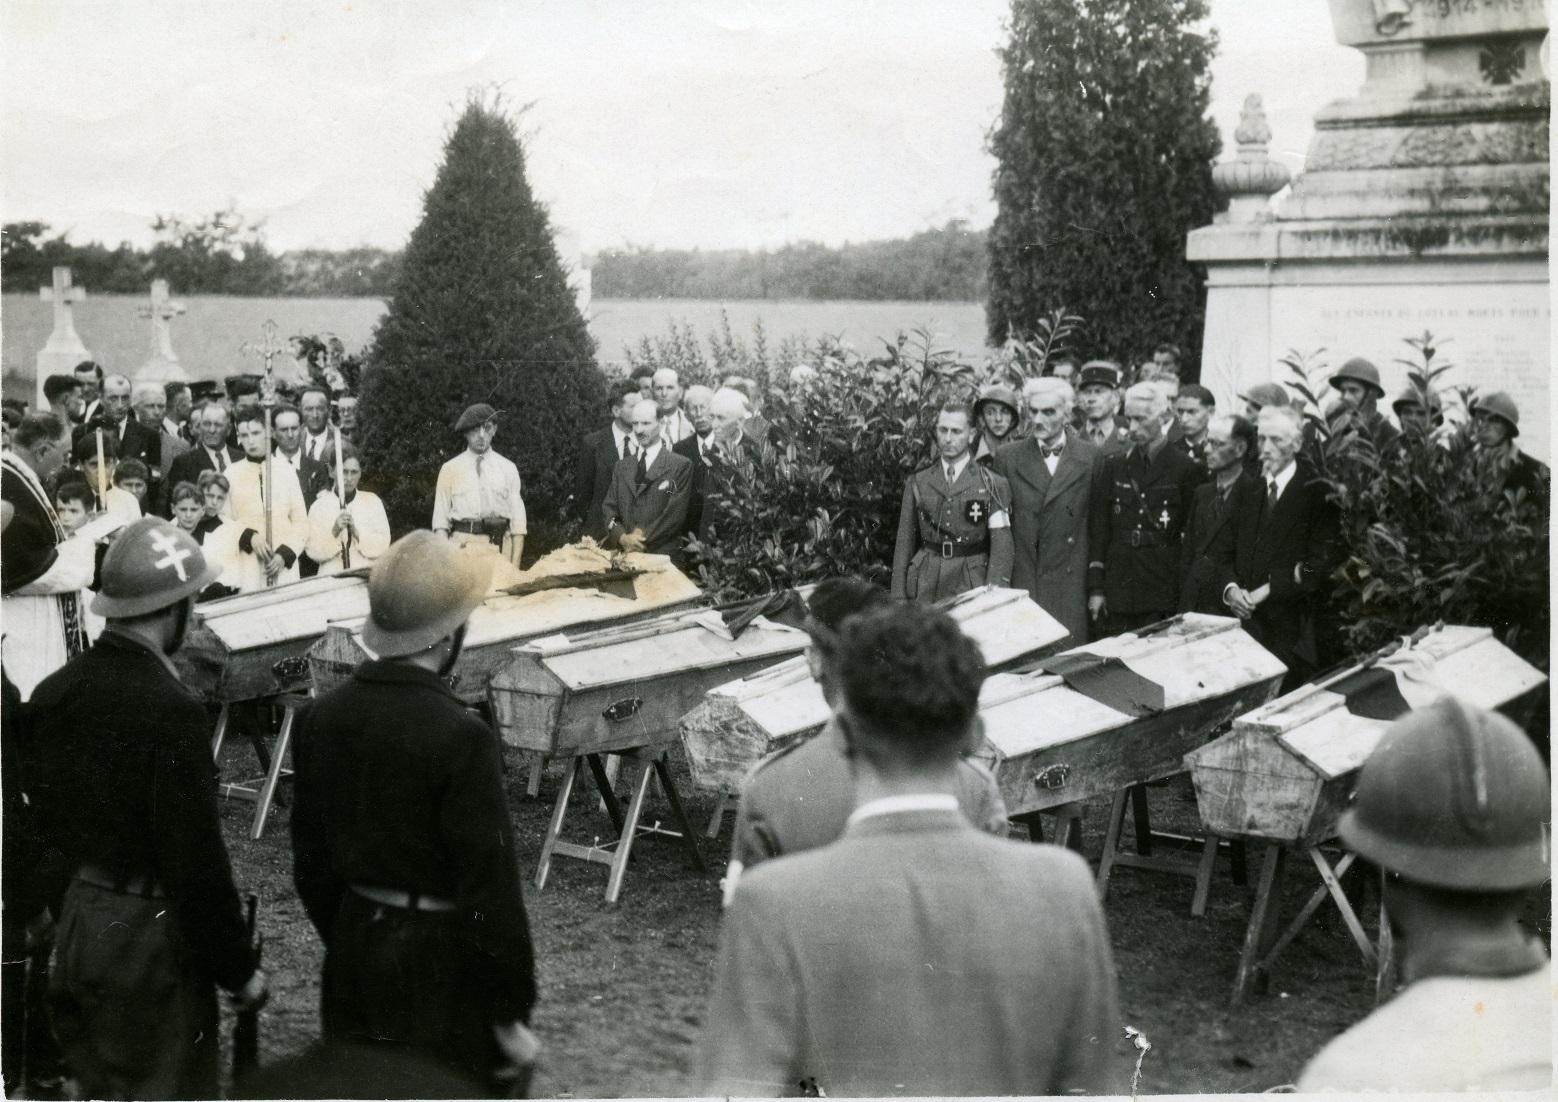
[29,518,266,1099]
[891,400,1014,602]
[1088,383,1201,636]
[726,578,1008,900]
[1075,361,1131,455]
[291,531,539,1095]
[1171,384,1216,472]
[1473,391,1549,523]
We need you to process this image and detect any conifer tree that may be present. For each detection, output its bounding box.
[359,93,602,549]
[986,0,1221,371]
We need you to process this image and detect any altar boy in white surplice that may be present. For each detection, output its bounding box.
[221,407,308,592]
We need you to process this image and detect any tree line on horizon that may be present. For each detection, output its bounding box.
[1,217,986,302]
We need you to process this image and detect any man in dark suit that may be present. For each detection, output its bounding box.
[272,405,332,509]
[121,381,188,517]
[683,387,762,548]
[164,403,241,514]
[1179,414,1260,615]
[698,601,1123,1097]
[993,377,1102,648]
[1220,404,1342,690]
[671,385,717,537]
[602,399,693,555]
[573,381,640,542]
[1088,382,1202,635]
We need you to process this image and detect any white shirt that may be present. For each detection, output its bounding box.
[846,793,960,827]
[1034,434,1066,475]
[638,442,664,471]
[942,455,971,484]
[275,447,304,472]
[1266,460,1297,502]
[610,423,637,462]
[431,448,527,534]
[303,427,338,462]
[658,408,694,446]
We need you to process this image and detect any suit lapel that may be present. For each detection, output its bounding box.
[1043,431,1086,505]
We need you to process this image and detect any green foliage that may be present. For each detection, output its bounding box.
[594,221,988,302]
[621,312,782,394]
[357,93,604,549]
[1283,335,1548,671]
[986,0,1221,371]
[147,207,285,295]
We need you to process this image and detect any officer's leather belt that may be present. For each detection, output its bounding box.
[74,863,168,899]
[351,884,458,912]
[1126,531,1166,548]
[449,518,508,540]
[935,539,989,560]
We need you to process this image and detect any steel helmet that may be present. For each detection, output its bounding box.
[1391,383,1442,415]
[1472,391,1520,437]
[361,530,493,658]
[1237,382,1290,410]
[974,383,1020,422]
[1339,697,1550,891]
[1329,357,1386,398]
[91,517,221,617]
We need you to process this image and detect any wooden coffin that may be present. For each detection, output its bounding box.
[177,572,372,702]
[974,613,1288,817]
[488,605,813,756]
[680,586,1070,795]
[1186,624,1547,846]
[307,554,703,703]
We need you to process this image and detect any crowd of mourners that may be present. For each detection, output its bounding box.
[0,340,1550,1099]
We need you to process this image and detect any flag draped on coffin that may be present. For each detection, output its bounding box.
[1187,625,1548,846]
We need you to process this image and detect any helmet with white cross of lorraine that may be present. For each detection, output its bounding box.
[91,517,222,618]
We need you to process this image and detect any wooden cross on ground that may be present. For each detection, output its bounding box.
[139,278,187,365]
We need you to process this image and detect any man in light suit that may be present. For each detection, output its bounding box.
[602,399,693,555]
[574,381,641,541]
[698,601,1124,1097]
[992,376,1103,647]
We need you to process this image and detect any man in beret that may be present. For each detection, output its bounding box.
[432,403,527,567]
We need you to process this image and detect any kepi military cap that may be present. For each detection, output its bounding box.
[362,530,493,658]
[1076,361,1122,390]
[454,403,502,433]
[92,517,221,618]
[1472,391,1520,436]
[1329,357,1385,398]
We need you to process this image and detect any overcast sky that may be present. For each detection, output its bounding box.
[2,2,1360,255]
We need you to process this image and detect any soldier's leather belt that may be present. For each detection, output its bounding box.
[74,863,168,899]
[450,518,509,544]
[351,884,458,912]
[935,539,989,560]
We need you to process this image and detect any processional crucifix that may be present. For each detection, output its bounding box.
[240,320,285,587]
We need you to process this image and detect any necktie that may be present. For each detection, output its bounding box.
[636,451,650,487]
[1267,479,1280,514]
[945,463,956,486]
[621,436,633,461]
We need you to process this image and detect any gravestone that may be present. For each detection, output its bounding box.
[1188,0,1549,459]
[135,278,190,385]
[34,266,91,409]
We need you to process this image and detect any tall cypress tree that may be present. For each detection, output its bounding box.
[359,93,603,548]
[986,0,1221,371]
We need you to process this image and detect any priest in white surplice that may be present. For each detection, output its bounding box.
[221,408,308,592]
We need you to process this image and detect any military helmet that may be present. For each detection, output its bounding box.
[1237,382,1290,410]
[1329,357,1385,398]
[1391,383,1442,415]
[362,530,493,658]
[92,517,221,617]
[1472,391,1520,437]
[1339,697,1550,892]
[974,383,1020,422]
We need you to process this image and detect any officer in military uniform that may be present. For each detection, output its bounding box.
[891,400,1014,602]
[290,531,539,1096]
[1087,382,1201,636]
[726,578,1009,901]
[1299,699,1550,1091]
[1075,361,1131,454]
[29,518,266,1099]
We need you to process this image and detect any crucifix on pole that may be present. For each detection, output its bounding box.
[241,320,286,587]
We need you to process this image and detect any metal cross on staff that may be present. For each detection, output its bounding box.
[241,320,286,587]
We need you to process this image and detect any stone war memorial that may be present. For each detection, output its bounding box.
[1190,0,1549,459]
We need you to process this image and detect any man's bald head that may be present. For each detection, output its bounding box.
[630,398,662,449]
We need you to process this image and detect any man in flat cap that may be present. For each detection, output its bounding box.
[432,403,527,567]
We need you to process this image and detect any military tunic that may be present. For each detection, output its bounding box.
[1087,441,1201,630]
[891,458,1013,602]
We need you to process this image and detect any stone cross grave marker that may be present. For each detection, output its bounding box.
[137,278,189,384]
[35,266,91,408]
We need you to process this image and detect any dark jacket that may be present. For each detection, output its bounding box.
[275,449,332,510]
[1178,470,1260,615]
[575,426,631,541]
[291,660,536,1024]
[680,433,761,544]
[602,446,694,555]
[27,632,256,991]
[673,431,716,538]
[1088,441,1202,616]
[163,442,242,514]
[1218,460,1342,681]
